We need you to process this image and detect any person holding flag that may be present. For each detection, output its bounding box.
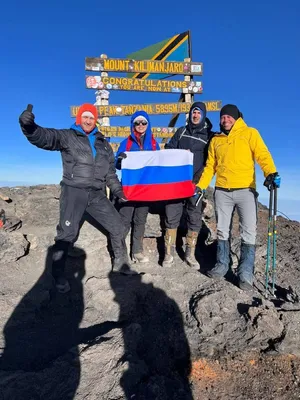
[163,102,214,268]
[115,111,160,263]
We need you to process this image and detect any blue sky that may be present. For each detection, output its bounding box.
[1,0,300,220]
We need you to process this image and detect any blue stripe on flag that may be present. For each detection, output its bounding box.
[121,165,193,186]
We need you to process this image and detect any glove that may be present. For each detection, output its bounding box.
[194,187,205,196]
[273,174,281,188]
[263,172,281,190]
[116,152,127,170]
[118,152,127,160]
[19,104,35,126]
[189,187,205,207]
[116,190,128,203]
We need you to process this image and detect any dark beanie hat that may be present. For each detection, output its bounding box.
[220,104,242,120]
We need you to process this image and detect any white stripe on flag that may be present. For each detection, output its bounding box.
[122,149,193,170]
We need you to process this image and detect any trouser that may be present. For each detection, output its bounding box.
[214,188,257,283]
[165,197,203,233]
[214,188,257,244]
[117,201,149,254]
[52,184,125,279]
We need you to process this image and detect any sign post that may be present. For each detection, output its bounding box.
[95,54,111,198]
[73,32,222,147]
[95,54,110,128]
[184,57,193,122]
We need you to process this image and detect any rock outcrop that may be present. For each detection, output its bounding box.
[0,184,300,400]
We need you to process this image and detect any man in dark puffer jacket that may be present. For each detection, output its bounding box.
[19,103,135,293]
[163,101,214,269]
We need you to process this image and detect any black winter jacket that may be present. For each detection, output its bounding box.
[165,102,214,184]
[21,124,123,195]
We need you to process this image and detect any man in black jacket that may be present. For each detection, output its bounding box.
[19,103,135,293]
[163,102,214,268]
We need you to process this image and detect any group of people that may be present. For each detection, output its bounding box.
[19,100,280,293]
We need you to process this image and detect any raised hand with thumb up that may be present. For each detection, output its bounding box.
[19,104,35,126]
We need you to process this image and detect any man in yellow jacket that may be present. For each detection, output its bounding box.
[197,104,281,291]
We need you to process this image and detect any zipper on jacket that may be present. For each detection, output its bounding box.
[85,135,96,183]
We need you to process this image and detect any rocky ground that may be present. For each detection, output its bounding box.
[0,184,300,400]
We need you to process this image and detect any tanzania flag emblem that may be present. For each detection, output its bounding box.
[127,31,191,80]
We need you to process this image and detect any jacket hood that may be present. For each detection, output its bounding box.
[188,101,207,131]
[130,110,152,144]
[204,117,213,132]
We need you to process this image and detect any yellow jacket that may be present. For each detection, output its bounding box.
[197,118,276,190]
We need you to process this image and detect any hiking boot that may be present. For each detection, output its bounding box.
[206,239,230,279]
[185,246,199,269]
[238,279,254,292]
[162,228,177,267]
[185,231,199,269]
[54,276,71,294]
[237,243,255,285]
[206,267,227,279]
[125,235,131,257]
[162,253,174,267]
[132,252,149,263]
[113,257,138,275]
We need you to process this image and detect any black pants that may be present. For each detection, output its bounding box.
[165,197,203,233]
[117,202,149,254]
[52,184,125,278]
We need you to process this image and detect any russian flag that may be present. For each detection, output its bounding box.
[121,149,195,201]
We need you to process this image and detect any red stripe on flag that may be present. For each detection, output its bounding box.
[123,181,195,202]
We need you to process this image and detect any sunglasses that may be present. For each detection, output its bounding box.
[134,120,148,126]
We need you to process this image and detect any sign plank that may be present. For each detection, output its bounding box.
[109,142,166,153]
[85,57,203,76]
[86,76,203,94]
[99,126,178,138]
[70,101,221,117]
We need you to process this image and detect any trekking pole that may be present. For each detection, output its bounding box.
[195,191,204,207]
[265,186,274,298]
[271,186,278,296]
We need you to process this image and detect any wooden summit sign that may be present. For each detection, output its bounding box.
[70,101,221,117]
[100,126,178,138]
[86,76,203,94]
[85,57,203,76]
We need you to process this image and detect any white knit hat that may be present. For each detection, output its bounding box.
[133,115,148,123]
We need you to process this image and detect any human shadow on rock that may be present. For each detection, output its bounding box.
[109,271,194,400]
[0,246,123,399]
